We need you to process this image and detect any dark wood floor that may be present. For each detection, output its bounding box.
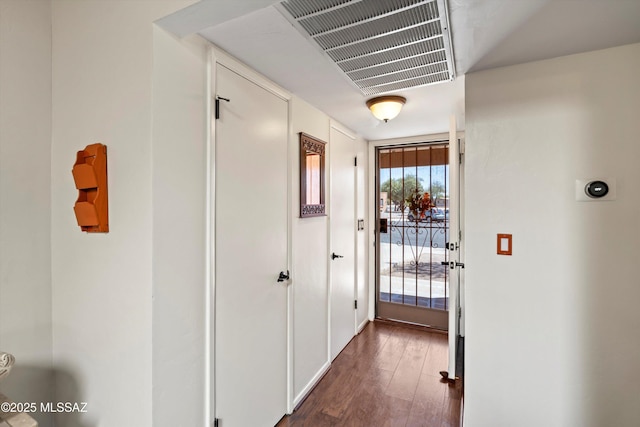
[277,320,462,427]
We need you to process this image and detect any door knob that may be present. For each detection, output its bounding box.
[331,253,344,260]
[277,270,290,282]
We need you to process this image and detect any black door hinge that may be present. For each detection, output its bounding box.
[214,418,220,427]
[215,96,230,120]
[354,300,358,309]
[354,156,358,167]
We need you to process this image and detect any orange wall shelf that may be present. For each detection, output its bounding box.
[72,143,109,232]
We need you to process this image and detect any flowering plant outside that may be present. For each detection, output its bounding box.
[406,189,432,220]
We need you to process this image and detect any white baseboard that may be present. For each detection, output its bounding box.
[292,360,331,409]
[357,318,369,334]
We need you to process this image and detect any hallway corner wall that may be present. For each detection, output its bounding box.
[151,27,209,427]
[464,42,640,427]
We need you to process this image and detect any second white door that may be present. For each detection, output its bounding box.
[329,126,356,360]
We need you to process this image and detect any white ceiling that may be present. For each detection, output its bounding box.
[161,0,640,141]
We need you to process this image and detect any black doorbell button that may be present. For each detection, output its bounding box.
[585,181,609,198]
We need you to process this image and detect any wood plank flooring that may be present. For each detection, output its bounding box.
[277,321,462,427]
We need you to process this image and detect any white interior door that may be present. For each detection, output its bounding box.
[215,64,288,427]
[329,126,356,360]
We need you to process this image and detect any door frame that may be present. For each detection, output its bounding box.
[367,132,465,328]
[374,141,451,329]
[207,46,295,423]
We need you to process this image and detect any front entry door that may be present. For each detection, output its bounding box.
[215,64,288,427]
[376,143,452,329]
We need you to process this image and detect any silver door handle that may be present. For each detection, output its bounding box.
[440,261,465,269]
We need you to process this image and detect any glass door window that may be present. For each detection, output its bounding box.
[376,143,450,329]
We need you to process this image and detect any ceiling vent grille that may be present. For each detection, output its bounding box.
[279,0,455,95]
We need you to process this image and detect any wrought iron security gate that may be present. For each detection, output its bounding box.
[376,143,450,329]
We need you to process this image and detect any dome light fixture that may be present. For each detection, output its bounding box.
[366,96,406,123]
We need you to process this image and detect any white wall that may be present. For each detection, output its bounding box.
[355,136,368,331]
[51,1,201,426]
[464,43,640,427]
[290,97,331,405]
[289,97,369,406]
[0,1,53,426]
[151,28,208,427]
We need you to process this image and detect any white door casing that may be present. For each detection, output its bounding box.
[329,124,356,361]
[214,63,289,427]
[447,116,461,379]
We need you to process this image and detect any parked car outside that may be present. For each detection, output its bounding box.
[431,208,446,222]
[407,208,446,222]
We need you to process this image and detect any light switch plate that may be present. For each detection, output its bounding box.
[497,234,512,255]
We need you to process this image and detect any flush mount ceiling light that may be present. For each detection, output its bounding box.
[366,96,406,122]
